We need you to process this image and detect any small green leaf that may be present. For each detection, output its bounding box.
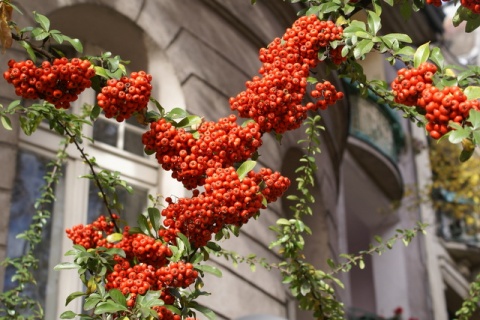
[414,42,430,68]
[195,264,222,277]
[166,107,188,119]
[190,302,217,320]
[106,233,123,243]
[236,160,257,181]
[60,311,77,319]
[1,115,12,130]
[148,207,161,232]
[18,41,36,62]
[464,86,480,101]
[109,288,127,307]
[54,262,79,270]
[430,47,444,70]
[34,11,50,31]
[61,35,83,53]
[367,10,381,35]
[448,127,470,144]
[276,218,291,226]
[359,260,365,269]
[94,301,128,314]
[65,291,86,306]
[468,109,480,130]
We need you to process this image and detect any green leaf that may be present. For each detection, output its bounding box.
[464,86,480,101]
[34,12,50,31]
[359,260,365,269]
[353,39,374,59]
[367,10,381,35]
[148,207,161,232]
[236,160,257,181]
[109,288,127,307]
[106,233,123,243]
[414,42,430,68]
[61,35,83,53]
[166,107,188,119]
[195,264,222,277]
[94,301,128,314]
[469,109,480,130]
[137,214,151,236]
[54,262,79,270]
[65,291,86,306]
[18,41,36,62]
[300,283,311,296]
[448,127,470,144]
[429,47,444,70]
[276,218,290,226]
[190,302,217,320]
[1,115,12,130]
[465,14,480,33]
[60,311,77,319]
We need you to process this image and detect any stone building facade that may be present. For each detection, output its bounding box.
[0,1,466,320]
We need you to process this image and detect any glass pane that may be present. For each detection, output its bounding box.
[93,118,118,147]
[87,180,149,227]
[4,150,64,316]
[124,128,146,157]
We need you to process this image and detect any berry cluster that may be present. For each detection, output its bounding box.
[159,166,290,248]
[419,85,479,139]
[391,62,480,139]
[309,81,344,110]
[142,115,262,189]
[229,15,344,134]
[3,58,95,109]
[425,0,480,14]
[66,215,116,249]
[391,62,436,106]
[67,217,199,318]
[97,71,152,122]
[460,0,480,13]
[249,167,291,203]
[105,257,198,318]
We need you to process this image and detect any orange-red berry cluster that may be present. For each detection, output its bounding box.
[97,71,152,122]
[309,81,344,110]
[391,62,480,139]
[66,215,116,249]
[3,58,95,109]
[67,217,199,318]
[391,62,436,106]
[159,166,290,248]
[425,0,480,14]
[419,85,479,139]
[105,257,198,319]
[461,0,480,13]
[229,15,344,134]
[142,115,262,189]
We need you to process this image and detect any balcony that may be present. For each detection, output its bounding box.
[345,82,405,201]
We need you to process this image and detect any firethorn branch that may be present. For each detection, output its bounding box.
[328,223,428,275]
[11,33,56,61]
[54,119,120,232]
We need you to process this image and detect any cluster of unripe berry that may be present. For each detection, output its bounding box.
[96,71,152,122]
[391,62,480,139]
[142,115,262,190]
[229,15,345,134]
[3,58,95,109]
[67,216,199,319]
